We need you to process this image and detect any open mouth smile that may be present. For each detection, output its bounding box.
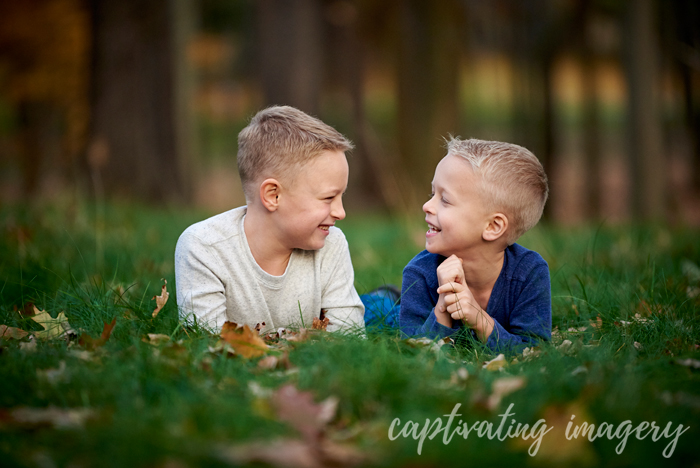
[426,222,441,237]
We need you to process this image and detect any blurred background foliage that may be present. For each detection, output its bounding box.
[0,0,699,223]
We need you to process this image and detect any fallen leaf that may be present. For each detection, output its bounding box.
[487,376,526,410]
[0,324,29,340]
[219,437,366,468]
[589,316,603,329]
[143,333,171,345]
[512,402,596,464]
[282,328,311,343]
[558,339,573,352]
[449,367,469,385]
[36,361,67,385]
[31,307,74,340]
[79,318,117,350]
[271,384,339,442]
[522,346,541,359]
[220,322,269,358]
[483,353,507,371]
[20,338,37,351]
[257,353,292,371]
[152,279,169,318]
[676,358,700,369]
[312,317,329,331]
[6,406,95,429]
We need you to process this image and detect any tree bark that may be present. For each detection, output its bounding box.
[396,0,460,208]
[88,0,194,203]
[256,0,323,114]
[623,0,665,220]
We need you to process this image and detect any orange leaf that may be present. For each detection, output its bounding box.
[78,318,116,350]
[0,324,29,340]
[151,279,169,318]
[312,316,329,331]
[220,322,269,358]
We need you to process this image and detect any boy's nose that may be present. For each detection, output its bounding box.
[423,199,433,214]
[332,198,346,220]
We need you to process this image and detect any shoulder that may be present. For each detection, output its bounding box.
[504,243,549,281]
[177,206,246,248]
[403,250,443,276]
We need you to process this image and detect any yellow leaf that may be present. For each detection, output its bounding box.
[31,306,72,340]
[483,353,507,371]
[152,279,169,318]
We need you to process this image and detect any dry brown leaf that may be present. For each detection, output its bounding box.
[589,316,603,329]
[486,376,526,410]
[152,279,169,318]
[79,318,116,350]
[257,353,292,371]
[31,306,74,340]
[271,384,339,442]
[312,317,329,331]
[220,322,269,358]
[0,324,29,340]
[283,328,310,342]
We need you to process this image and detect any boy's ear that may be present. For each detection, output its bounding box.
[259,178,281,212]
[483,212,508,242]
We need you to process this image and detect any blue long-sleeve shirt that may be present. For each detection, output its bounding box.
[399,243,552,353]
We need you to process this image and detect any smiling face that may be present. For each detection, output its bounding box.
[275,150,349,251]
[423,154,494,257]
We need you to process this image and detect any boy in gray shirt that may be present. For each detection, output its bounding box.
[175,106,365,333]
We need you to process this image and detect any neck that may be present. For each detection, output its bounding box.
[243,205,293,276]
[459,245,505,295]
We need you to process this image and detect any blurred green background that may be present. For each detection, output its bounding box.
[0,0,699,224]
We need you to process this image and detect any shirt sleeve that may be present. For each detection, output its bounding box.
[485,263,552,353]
[174,229,228,331]
[320,231,365,333]
[399,264,461,339]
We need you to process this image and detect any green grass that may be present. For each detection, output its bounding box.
[1,199,699,467]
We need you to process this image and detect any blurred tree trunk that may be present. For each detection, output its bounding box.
[668,0,700,192]
[623,0,665,220]
[256,0,323,114]
[509,0,559,218]
[88,0,194,203]
[396,0,461,208]
[577,0,602,219]
[581,52,602,219]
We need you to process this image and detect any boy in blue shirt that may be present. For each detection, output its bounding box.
[397,138,551,352]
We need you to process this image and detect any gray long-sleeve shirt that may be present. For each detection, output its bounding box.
[174,206,365,333]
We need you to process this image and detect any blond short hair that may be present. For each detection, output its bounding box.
[237,106,353,201]
[447,137,548,244]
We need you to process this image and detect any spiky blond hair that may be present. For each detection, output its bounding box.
[447,137,548,244]
[237,106,353,201]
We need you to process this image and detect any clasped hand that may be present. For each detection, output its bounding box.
[435,255,481,327]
